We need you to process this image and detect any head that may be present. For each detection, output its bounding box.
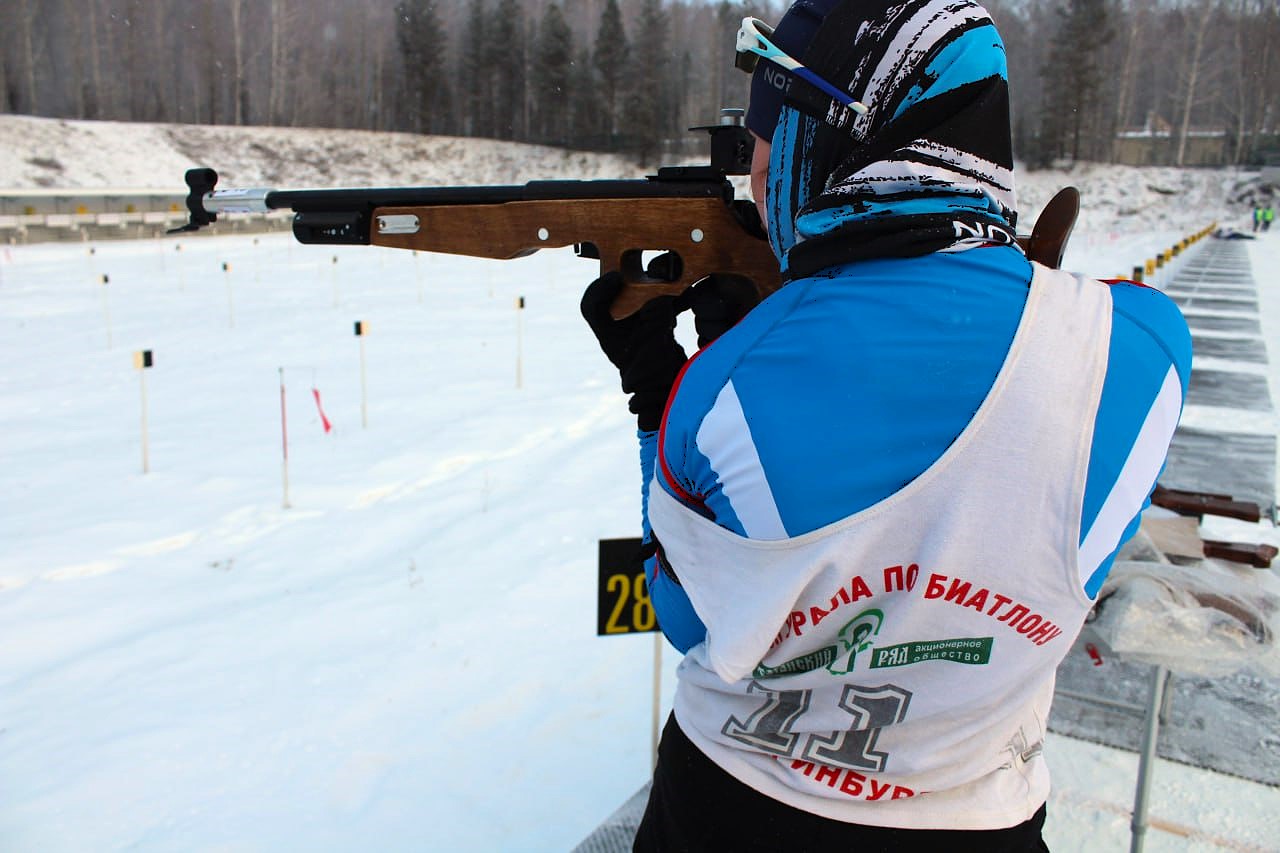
[742,0,1017,275]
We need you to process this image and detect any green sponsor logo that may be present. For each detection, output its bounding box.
[752,603,994,679]
[753,608,883,680]
[870,637,994,668]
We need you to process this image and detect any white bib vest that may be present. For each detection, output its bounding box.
[649,264,1111,830]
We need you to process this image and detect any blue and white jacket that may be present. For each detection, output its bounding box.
[640,245,1192,654]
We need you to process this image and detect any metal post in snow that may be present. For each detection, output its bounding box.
[280,367,291,509]
[1129,665,1169,853]
[651,632,663,771]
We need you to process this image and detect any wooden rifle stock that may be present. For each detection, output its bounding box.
[371,196,782,319]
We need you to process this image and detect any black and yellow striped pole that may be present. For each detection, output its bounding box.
[133,350,153,473]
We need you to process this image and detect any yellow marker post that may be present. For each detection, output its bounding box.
[413,251,424,304]
[133,350,153,473]
[279,367,291,509]
[354,321,369,429]
[100,273,113,348]
[516,296,525,390]
[175,242,186,292]
[222,261,235,328]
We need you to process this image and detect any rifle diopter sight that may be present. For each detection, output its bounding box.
[696,108,754,176]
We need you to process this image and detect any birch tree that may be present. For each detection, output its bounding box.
[1173,0,1216,166]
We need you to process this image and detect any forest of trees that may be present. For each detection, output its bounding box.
[2,0,1278,168]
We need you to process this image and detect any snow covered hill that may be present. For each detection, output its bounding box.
[0,114,649,190]
[0,113,1266,238]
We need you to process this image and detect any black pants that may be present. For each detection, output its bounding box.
[634,715,1050,852]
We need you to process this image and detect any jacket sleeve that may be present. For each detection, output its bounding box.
[639,428,709,652]
[1078,281,1193,597]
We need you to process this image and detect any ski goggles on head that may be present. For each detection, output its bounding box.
[735,16,869,116]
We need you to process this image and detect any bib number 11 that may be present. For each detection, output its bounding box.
[723,681,912,772]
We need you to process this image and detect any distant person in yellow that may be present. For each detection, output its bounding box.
[1264,205,1275,232]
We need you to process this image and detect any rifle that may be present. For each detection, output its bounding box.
[172,114,777,319]
[170,113,1080,318]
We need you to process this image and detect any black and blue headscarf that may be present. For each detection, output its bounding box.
[748,0,1018,277]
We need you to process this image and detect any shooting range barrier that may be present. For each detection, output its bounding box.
[575,226,1280,853]
[0,189,291,244]
[1123,223,1217,289]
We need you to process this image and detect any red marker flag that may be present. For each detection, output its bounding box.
[312,387,333,433]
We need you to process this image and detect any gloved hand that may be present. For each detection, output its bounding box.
[681,275,760,348]
[580,271,688,432]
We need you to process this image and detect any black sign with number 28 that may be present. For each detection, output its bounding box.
[596,537,659,636]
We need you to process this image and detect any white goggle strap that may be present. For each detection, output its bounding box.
[736,16,869,116]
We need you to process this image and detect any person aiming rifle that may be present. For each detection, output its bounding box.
[580,1,1192,849]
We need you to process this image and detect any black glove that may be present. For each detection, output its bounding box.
[682,275,760,348]
[580,272,688,432]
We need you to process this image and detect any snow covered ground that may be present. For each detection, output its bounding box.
[1,117,1278,851]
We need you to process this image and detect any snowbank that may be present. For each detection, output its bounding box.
[0,114,646,191]
[0,113,1260,238]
